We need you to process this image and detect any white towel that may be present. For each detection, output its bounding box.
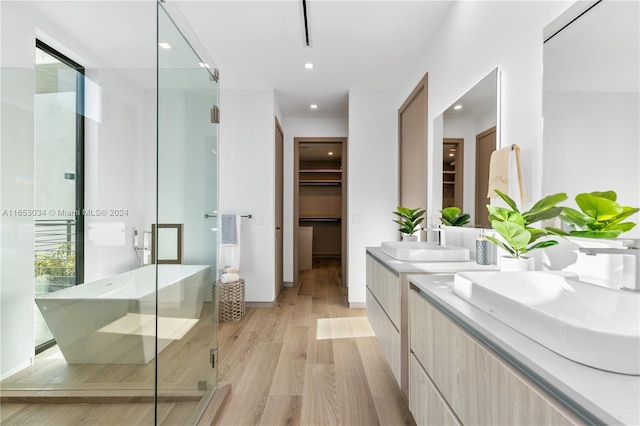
[487,144,525,207]
[220,272,240,283]
[219,214,241,270]
[508,147,524,209]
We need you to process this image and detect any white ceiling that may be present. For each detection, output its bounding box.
[173,0,454,118]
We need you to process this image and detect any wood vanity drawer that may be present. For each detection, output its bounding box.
[366,288,401,384]
[409,353,461,426]
[409,287,582,426]
[366,254,400,328]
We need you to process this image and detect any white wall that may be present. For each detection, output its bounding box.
[219,88,276,302]
[543,91,639,238]
[282,117,348,284]
[83,68,150,282]
[347,88,398,304]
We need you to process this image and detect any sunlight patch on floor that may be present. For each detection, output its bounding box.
[98,313,198,340]
[315,316,374,340]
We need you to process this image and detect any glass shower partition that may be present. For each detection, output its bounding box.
[1,1,219,424]
[156,4,219,424]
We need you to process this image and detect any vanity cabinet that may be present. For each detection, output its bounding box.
[365,254,402,384]
[365,249,498,396]
[408,287,582,425]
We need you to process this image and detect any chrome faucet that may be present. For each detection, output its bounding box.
[579,247,640,292]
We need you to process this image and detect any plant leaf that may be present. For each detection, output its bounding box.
[527,240,559,251]
[525,206,564,225]
[607,206,640,225]
[604,222,636,233]
[545,227,570,236]
[527,228,547,243]
[523,193,567,220]
[590,190,617,201]
[492,220,531,252]
[560,207,589,229]
[441,207,460,222]
[506,212,526,227]
[486,235,516,257]
[575,193,623,222]
[455,213,471,226]
[570,230,622,239]
[487,205,512,222]
[494,189,519,212]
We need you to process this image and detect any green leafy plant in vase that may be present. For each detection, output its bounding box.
[439,206,470,227]
[485,190,567,269]
[550,191,639,239]
[392,206,426,241]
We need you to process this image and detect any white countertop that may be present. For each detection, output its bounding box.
[366,247,499,275]
[408,274,640,426]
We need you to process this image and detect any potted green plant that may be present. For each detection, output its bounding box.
[486,190,567,270]
[550,190,639,239]
[439,206,470,227]
[392,206,426,241]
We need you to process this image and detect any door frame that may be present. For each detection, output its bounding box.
[274,118,284,298]
[398,73,428,241]
[442,138,464,210]
[475,126,497,228]
[293,137,348,289]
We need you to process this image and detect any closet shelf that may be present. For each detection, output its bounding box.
[299,169,342,173]
[300,180,341,186]
[299,217,341,222]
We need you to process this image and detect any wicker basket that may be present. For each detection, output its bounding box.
[216,279,246,322]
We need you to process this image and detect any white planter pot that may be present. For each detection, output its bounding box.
[402,234,418,242]
[500,256,534,272]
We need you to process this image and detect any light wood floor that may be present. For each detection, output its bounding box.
[214,258,414,425]
[1,259,413,425]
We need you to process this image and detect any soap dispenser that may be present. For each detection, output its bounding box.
[476,229,491,265]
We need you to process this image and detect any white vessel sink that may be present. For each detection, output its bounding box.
[453,271,640,375]
[380,241,469,262]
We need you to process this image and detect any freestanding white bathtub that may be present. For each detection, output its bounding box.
[35,264,212,364]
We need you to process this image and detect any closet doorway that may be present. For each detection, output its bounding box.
[293,137,347,293]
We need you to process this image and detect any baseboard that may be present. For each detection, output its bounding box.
[245,301,274,308]
[349,302,366,309]
[283,281,295,288]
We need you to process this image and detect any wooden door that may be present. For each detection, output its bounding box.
[275,118,284,297]
[475,126,496,228]
[399,74,428,240]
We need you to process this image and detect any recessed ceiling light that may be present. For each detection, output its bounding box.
[450,148,456,152]
[449,153,455,157]
[328,152,333,156]
[158,42,172,49]
[304,62,314,69]
[453,105,462,110]
[199,62,210,69]
[310,104,318,109]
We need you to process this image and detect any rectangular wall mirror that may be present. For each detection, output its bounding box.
[542,1,639,237]
[434,68,499,228]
